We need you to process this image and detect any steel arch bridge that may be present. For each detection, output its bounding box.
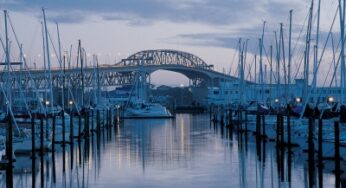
[1,49,237,89]
[119,50,212,69]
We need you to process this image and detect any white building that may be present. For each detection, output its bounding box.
[205,78,341,106]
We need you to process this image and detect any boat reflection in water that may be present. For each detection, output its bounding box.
[4,114,345,187]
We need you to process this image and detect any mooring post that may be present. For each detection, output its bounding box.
[97,110,100,133]
[239,110,243,132]
[70,112,74,170]
[70,112,74,140]
[318,118,323,188]
[105,109,108,128]
[52,115,56,151]
[31,116,36,188]
[103,109,105,128]
[237,110,241,134]
[318,119,323,164]
[287,105,291,147]
[6,115,13,188]
[62,115,66,175]
[262,114,266,138]
[87,111,90,137]
[40,116,44,188]
[52,143,56,184]
[334,121,340,175]
[280,114,284,147]
[91,110,94,131]
[45,115,49,140]
[110,109,113,127]
[78,114,82,140]
[276,113,280,144]
[62,111,65,145]
[256,112,260,137]
[244,110,248,133]
[96,110,100,133]
[308,117,315,187]
[220,113,224,127]
[229,109,233,128]
[113,109,118,126]
[84,112,88,138]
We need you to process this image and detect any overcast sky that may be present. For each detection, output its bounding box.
[0,0,341,86]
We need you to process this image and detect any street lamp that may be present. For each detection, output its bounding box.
[45,100,50,106]
[68,100,73,112]
[295,97,302,103]
[327,96,334,103]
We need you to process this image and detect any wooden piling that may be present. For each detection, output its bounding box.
[334,121,341,177]
[256,112,260,137]
[78,114,82,140]
[97,110,100,133]
[318,119,323,164]
[40,116,44,188]
[308,117,315,187]
[287,105,291,147]
[91,110,94,131]
[84,112,89,138]
[6,115,13,188]
[102,109,105,129]
[244,111,248,133]
[229,109,233,128]
[62,111,65,145]
[262,114,266,138]
[31,116,36,188]
[52,116,55,151]
[70,112,74,170]
[318,119,323,188]
[280,114,284,147]
[113,109,118,126]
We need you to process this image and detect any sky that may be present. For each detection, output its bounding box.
[0,0,341,86]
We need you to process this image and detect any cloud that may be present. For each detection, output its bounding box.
[3,0,308,26]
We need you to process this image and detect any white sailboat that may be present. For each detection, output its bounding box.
[123,60,173,119]
[124,99,173,118]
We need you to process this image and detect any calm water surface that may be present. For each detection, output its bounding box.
[2,114,342,187]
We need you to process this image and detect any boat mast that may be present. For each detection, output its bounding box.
[96,56,101,104]
[274,31,280,101]
[304,1,314,102]
[259,21,266,102]
[56,23,65,109]
[77,40,85,108]
[269,45,273,107]
[238,38,245,105]
[288,10,293,102]
[313,0,321,89]
[4,10,11,114]
[238,38,244,105]
[339,0,345,104]
[280,23,287,103]
[42,9,53,112]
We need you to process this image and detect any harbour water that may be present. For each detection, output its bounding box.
[1,114,343,187]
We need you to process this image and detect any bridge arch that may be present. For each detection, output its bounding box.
[119,49,218,86]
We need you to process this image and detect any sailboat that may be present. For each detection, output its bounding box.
[123,61,173,119]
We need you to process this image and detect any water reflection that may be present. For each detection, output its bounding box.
[3,114,344,187]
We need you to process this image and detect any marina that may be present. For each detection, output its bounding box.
[0,0,346,187]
